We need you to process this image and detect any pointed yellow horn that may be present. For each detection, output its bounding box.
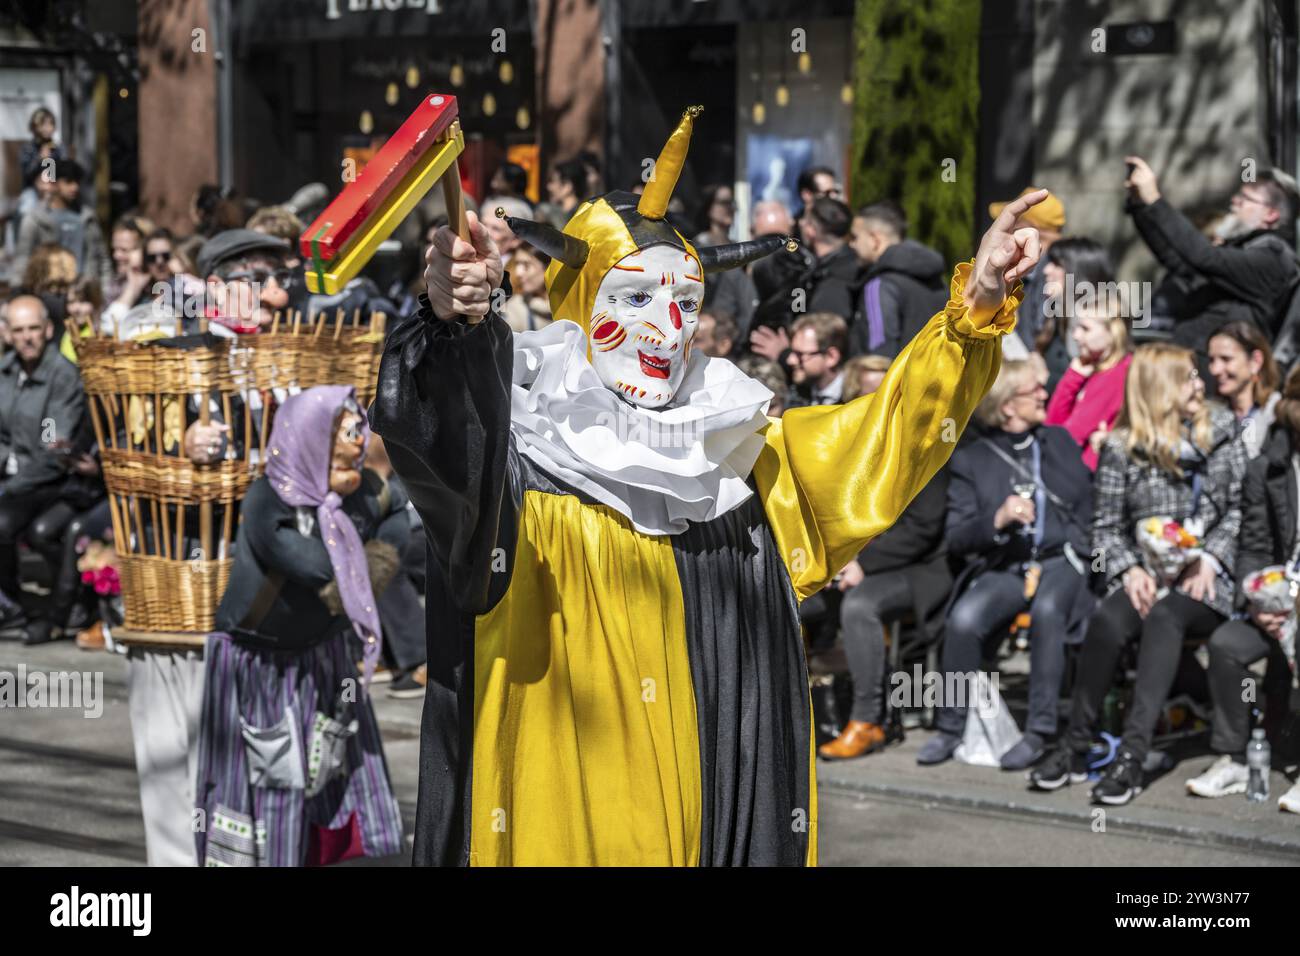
[637,105,702,220]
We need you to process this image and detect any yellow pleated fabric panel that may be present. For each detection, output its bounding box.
[469,490,702,866]
[754,261,1022,599]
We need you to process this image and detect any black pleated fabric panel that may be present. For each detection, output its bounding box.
[671,494,811,866]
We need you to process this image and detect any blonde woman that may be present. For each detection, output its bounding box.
[1031,344,1247,805]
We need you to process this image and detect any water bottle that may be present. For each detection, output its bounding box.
[1246,728,1270,803]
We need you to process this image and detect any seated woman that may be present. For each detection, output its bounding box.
[1185,367,1299,811]
[819,356,952,760]
[1044,301,1132,471]
[194,385,405,866]
[1206,320,1281,459]
[1030,344,1247,805]
[918,359,1094,770]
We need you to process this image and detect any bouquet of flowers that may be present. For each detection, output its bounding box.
[77,540,121,597]
[1242,565,1298,673]
[1135,516,1202,588]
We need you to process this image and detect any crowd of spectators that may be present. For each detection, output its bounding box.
[3,106,1300,810]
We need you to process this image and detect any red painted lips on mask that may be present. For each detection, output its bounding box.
[638,351,671,379]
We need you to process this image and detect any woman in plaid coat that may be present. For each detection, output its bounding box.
[1030,343,1248,805]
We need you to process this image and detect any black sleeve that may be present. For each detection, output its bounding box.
[850,277,904,359]
[945,447,1002,559]
[367,294,517,615]
[1053,429,1095,555]
[808,277,855,325]
[879,280,906,359]
[19,142,42,186]
[1132,198,1295,301]
[1128,198,1195,277]
[859,468,948,571]
[1234,456,1273,587]
[240,480,335,590]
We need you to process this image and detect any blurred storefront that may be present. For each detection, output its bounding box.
[227,0,537,207]
[0,0,140,256]
[610,1,854,236]
[5,0,1297,277]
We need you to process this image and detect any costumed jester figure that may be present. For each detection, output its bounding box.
[371,106,1048,866]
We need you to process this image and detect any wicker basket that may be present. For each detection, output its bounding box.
[73,311,387,641]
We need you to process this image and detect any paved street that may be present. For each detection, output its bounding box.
[2,638,1297,867]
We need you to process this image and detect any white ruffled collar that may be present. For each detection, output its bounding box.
[510,320,774,535]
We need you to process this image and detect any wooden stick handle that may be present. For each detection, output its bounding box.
[441,160,470,242]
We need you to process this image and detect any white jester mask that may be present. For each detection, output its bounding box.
[495,105,798,407]
[588,243,703,407]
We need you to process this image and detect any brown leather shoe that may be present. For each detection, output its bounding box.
[818,721,887,760]
[75,621,105,652]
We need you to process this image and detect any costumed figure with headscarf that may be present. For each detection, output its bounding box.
[372,106,1050,866]
[194,385,405,866]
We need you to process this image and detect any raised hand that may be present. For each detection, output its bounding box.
[425,210,504,322]
[749,324,790,362]
[1124,156,1161,205]
[964,188,1048,319]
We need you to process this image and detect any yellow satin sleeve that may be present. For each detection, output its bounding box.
[753,261,1022,599]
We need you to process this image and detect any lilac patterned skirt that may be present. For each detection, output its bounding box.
[194,631,404,866]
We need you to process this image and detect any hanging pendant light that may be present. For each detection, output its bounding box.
[482,92,497,117]
[798,51,811,74]
[359,110,374,134]
[840,28,854,105]
[385,82,399,106]
[752,29,766,125]
[775,21,790,107]
[499,60,514,84]
[515,104,530,129]
[405,65,419,88]
[450,60,464,87]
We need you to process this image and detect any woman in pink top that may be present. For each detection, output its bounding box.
[1045,304,1133,470]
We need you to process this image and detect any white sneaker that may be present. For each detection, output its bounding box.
[1279,781,1300,815]
[1186,755,1249,798]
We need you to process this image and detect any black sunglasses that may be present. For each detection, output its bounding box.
[222,268,294,288]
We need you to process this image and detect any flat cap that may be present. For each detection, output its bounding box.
[197,229,290,279]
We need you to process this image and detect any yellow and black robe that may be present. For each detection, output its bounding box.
[370,263,1018,866]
